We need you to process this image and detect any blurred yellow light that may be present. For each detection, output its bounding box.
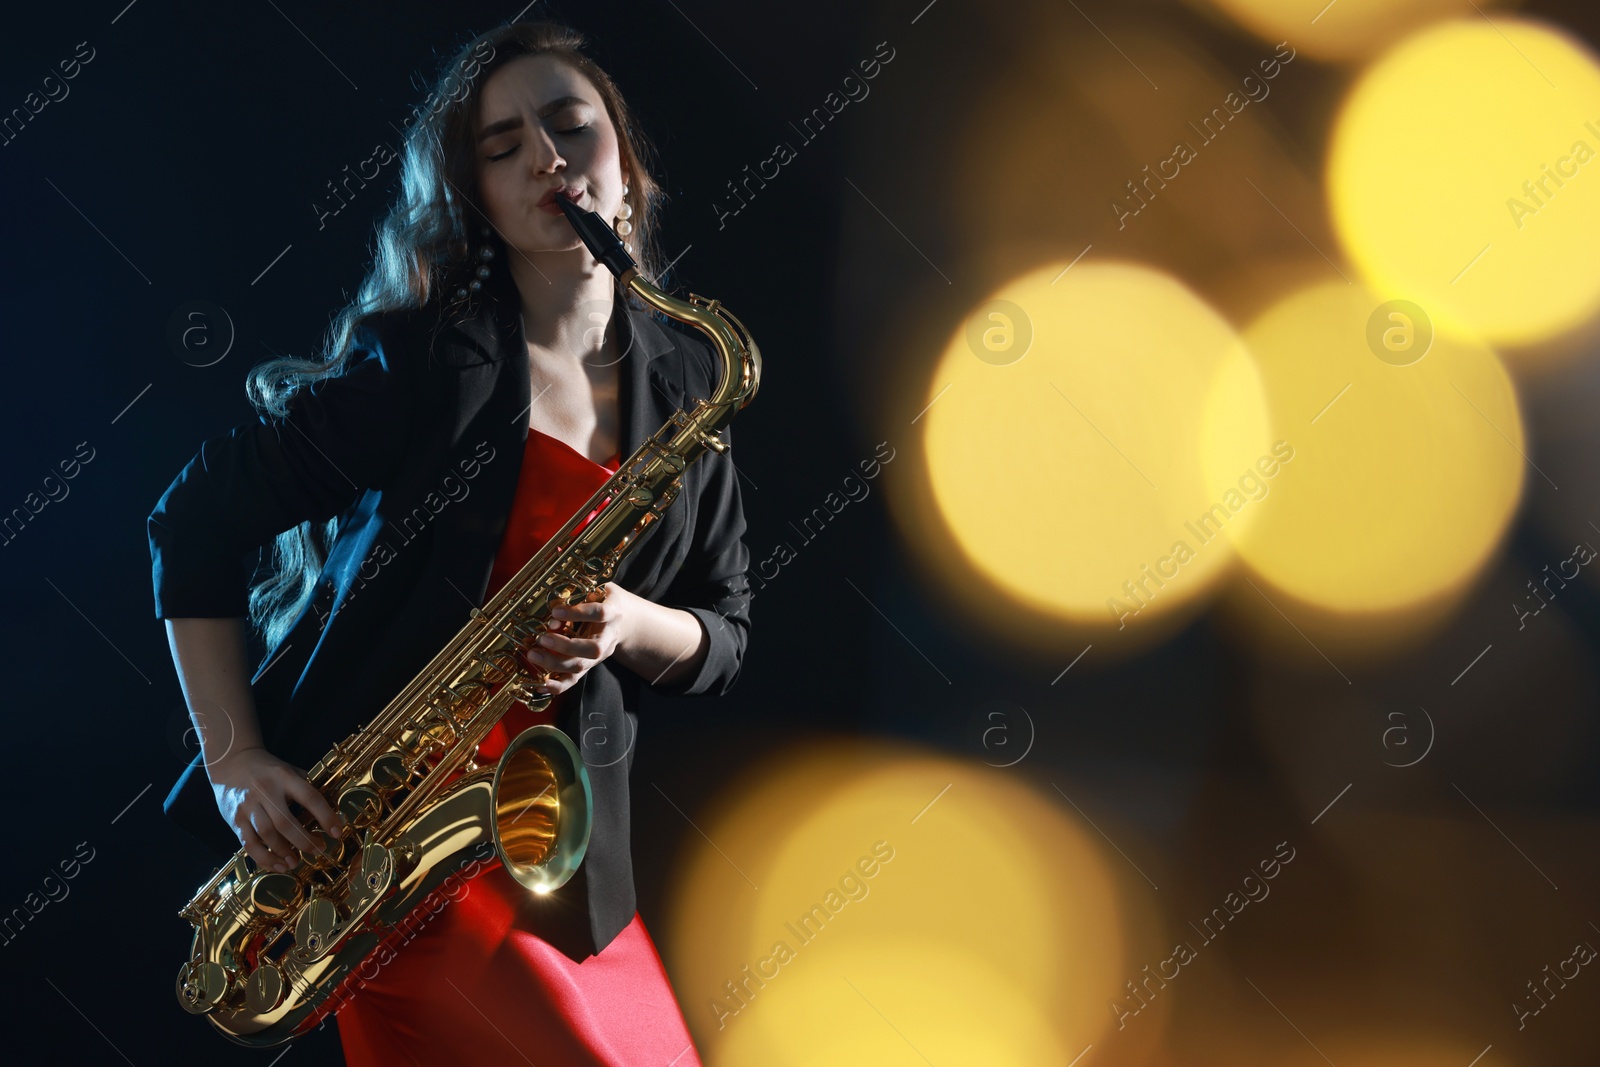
[1199,0,1492,63]
[1234,282,1524,613]
[1324,1039,1520,1067]
[921,261,1271,628]
[666,741,1132,1064]
[722,942,1067,1066]
[1191,1023,1525,1067]
[1329,17,1600,347]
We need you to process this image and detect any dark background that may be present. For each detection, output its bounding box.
[1,1,1596,1064]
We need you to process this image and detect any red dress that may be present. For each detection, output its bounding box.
[331,427,703,1067]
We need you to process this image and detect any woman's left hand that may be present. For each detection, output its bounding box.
[522,582,635,696]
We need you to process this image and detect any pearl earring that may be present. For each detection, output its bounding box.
[614,183,633,239]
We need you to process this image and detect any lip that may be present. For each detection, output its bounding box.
[536,185,583,214]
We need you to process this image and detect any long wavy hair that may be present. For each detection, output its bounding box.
[245,20,666,653]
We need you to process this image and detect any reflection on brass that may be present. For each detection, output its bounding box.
[248,873,301,918]
[174,197,760,1046]
[493,729,591,893]
[497,745,560,869]
[370,752,409,790]
[244,963,285,1014]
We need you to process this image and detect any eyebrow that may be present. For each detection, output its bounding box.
[476,96,590,142]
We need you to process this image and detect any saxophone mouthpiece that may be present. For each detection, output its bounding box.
[556,195,638,281]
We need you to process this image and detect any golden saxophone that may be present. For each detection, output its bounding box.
[175,197,761,1047]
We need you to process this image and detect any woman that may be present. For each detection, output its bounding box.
[149,20,751,1066]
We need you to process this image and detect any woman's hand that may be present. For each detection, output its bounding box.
[522,582,635,696]
[208,747,347,873]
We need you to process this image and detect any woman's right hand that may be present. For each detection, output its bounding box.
[208,747,347,873]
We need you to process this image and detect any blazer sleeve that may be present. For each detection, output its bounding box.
[646,418,753,698]
[147,316,415,620]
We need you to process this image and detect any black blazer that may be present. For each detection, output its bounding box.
[147,281,753,961]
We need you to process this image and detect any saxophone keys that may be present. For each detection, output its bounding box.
[337,786,383,829]
[370,751,410,791]
[655,485,681,510]
[175,958,231,1014]
[344,842,399,914]
[300,827,351,872]
[421,718,460,751]
[247,871,303,917]
[356,841,395,892]
[243,962,286,1014]
[292,895,340,959]
[625,487,653,508]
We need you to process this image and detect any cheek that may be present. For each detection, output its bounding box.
[590,138,629,216]
[478,168,531,236]
[586,128,624,182]
[476,166,511,216]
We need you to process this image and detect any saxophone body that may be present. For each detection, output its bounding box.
[175,201,761,1047]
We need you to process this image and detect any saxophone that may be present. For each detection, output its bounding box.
[175,197,761,1047]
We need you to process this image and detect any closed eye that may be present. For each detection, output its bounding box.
[486,125,591,163]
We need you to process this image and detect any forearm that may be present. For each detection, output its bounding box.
[613,592,709,688]
[164,617,266,770]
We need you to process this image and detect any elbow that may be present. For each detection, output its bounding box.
[707,614,752,697]
[724,609,753,692]
[705,633,749,698]
[652,602,750,698]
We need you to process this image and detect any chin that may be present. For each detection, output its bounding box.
[508,235,586,257]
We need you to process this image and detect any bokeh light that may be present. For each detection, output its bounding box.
[665,740,1137,1064]
[1231,281,1525,614]
[920,261,1271,629]
[1197,0,1502,63]
[1329,17,1600,347]
[1308,1036,1520,1067]
[930,13,1330,306]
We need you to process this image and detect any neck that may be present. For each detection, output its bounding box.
[508,245,617,359]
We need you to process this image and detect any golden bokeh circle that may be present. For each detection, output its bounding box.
[665,741,1135,1063]
[1200,0,1494,63]
[1233,281,1525,613]
[1329,17,1600,347]
[922,261,1271,628]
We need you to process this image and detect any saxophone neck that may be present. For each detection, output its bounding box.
[556,194,761,414]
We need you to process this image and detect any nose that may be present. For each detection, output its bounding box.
[528,124,565,177]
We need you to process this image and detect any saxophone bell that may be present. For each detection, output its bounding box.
[491,725,592,895]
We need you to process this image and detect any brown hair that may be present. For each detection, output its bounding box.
[245,20,666,651]
[429,20,666,307]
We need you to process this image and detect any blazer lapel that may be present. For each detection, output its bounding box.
[616,304,678,460]
[441,286,679,462]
